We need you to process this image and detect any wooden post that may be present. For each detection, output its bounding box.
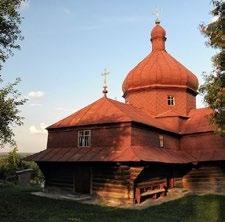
[90,167,93,195]
[135,187,141,204]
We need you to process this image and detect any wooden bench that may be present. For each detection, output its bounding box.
[135,180,167,204]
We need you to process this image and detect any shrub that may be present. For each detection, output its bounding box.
[0,148,44,184]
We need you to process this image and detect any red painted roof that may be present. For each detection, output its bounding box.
[48,97,175,133]
[122,23,198,94]
[156,109,188,118]
[181,107,214,134]
[26,145,195,164]
[187,149,225,162]
[151,24,166,40]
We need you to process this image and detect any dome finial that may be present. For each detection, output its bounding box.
[155,18,160,25]
[152,8,161,25]
[150,9,166,51]
[101,68,110,97]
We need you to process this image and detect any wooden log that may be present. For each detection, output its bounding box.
[93,178,129,185]
[94,190,130,199]
[93,186,130,195]
[92,182,128,189]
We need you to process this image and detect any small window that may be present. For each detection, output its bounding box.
[159,135,164,148]
[78,130,91,147]
[168,96,175,106]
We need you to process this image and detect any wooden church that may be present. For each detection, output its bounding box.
[27,20,225,205]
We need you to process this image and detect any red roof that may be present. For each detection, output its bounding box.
[48,97,174,132]
[26,145,195,164]
[187,149,225,162]
[151,24,166,40]
[122,23,198,94]
[181,107,214,134]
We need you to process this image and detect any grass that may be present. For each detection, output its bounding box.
[0,185,225,222]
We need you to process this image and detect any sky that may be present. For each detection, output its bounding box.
[1,0,217,153]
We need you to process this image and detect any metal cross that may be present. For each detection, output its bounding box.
[152,8,162,23]
[101,68,110,87]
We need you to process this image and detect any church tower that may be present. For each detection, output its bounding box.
[122,21,199,117]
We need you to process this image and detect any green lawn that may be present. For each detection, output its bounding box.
[0,185,225,222]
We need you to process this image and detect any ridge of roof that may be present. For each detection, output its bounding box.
[107,98,175,132]
[155,109,188,118]
[47,96,176,133]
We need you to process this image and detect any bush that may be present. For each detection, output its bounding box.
[0,148,44,184]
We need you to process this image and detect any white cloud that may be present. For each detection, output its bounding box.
[20,0,30,11]
[29,123,48,135]
[63,8,71,15]
[28,91,45,99]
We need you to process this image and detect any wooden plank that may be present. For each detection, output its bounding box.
[93,186,130,194]
[183,178,225,183]
[93,178,129,185]
[93,174,130,180]
[137,179,166,187]
[141,188,165,197]
[92,182,128,189]
[94,190,130,199]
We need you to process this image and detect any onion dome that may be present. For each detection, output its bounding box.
[122,21,199,95]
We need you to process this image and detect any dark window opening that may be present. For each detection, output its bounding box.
[78,130,91,147]
[168,96,175,106]
[159,135,164,148]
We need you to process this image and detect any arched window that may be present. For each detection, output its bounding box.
[167,96,175,106]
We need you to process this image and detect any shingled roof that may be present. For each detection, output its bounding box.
[47,97,175,133]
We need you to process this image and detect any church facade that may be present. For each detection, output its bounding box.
[28,21,225,205]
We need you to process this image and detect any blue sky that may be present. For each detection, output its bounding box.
[1,0,216,153]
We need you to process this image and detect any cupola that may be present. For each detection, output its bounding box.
[122,21,199,116]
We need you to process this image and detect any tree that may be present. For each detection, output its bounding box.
[0,0,24,70]
[0,78,26,147]
[0,0,26,147]
[200,0,225,135]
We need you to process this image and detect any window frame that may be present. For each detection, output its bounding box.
[78,130,91,147]
[167,95,175,106]
[159,134,164,148]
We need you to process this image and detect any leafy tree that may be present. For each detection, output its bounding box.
[0,0,24,70]
[0,148,44,184]
[0,78,26,146]
[0,0,26,147]
[200,0,225,135]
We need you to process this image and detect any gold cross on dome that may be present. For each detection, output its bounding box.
[101,68,110,87]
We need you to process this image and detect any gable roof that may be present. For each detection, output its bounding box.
[47,97,174,133]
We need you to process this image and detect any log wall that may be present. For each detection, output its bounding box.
[39,163,74,193]
[182,163,225,193]
[92,165,143,204]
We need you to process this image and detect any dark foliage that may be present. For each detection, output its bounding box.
[0,0,24,70]
[0,0,26,146]
[200,0,225,135]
